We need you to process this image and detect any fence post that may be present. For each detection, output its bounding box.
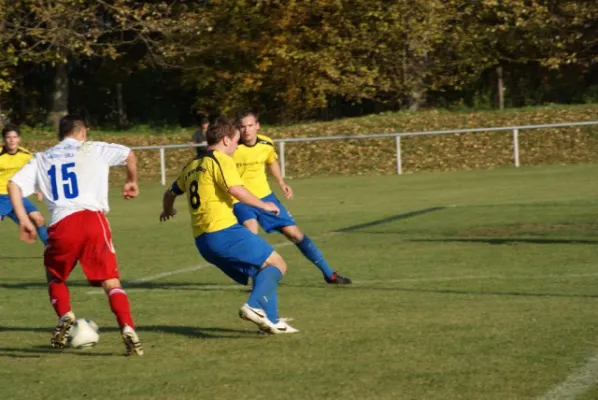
[512,128,520,167]
[395,136,402,175]
[278,141,286,178]
[159,147,166,185]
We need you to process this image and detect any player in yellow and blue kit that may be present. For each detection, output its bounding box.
[233,111,351,284]
[0,124,48,245]
[160,118,298,334]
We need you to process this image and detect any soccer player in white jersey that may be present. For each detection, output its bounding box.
[7,115,143,356]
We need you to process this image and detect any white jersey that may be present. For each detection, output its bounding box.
[10,138,130,226]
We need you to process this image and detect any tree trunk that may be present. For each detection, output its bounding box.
[497,65,504,110]
[47,62,69,126]
[116,82,127,128]
[408,89,426,111]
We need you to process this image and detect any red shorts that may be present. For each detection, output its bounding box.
[44,210,119,284]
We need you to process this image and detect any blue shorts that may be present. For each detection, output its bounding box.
[233,193,296,233]
[0,194,39,223]
[195,224,274,285]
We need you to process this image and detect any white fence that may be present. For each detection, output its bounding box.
[131,120,598,185]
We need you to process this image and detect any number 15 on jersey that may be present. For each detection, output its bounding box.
[48,162,79,200]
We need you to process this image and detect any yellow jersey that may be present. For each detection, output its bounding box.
[233,135,278,199]
[0,146,32,195]
[171,149,243,237]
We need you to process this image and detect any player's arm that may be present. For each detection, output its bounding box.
[160,177,184,222]
[92,142,138,199]
[7,159,39,243]
[228,185,279,215]
[267,160,293,200]
[217,155,280,214]
[123,150,138,199]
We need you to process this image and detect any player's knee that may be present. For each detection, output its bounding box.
[264,251,287,275]
[281,226,303,243]
[29,213,45,227]
[243,219,259,234]
[101,278,122,292]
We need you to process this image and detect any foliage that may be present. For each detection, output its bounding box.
[1,0,597,123]
[18,104,598,180]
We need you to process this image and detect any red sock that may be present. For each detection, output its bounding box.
[107,288,135,330]
[48,279,71,318]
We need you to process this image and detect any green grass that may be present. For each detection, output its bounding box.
[1,164,598,399]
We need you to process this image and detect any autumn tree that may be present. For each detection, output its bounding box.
[0,0,204,125]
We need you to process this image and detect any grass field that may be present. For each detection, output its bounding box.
[1,164,598,400]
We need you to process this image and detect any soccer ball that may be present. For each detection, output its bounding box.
[68,319,100,349]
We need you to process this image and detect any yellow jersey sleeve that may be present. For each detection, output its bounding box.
[172,168,187,194]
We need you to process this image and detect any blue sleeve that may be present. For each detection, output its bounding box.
[170,181,184,195]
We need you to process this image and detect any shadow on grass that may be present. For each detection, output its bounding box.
[0,324,257,339]
[334,206,447,233]
[0,324,260,358]
[0,345,120,357]
[0,281,89,290]
[408,237,598,245]
[280,282,598,300]
[0,281,243,291]
[0,256,43,260]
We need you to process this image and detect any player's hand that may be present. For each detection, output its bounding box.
[280,183,293,200]
[123,182,139,200]
[160,209,177,222]
[262,202,280,216]
[19,220,37,244]
[35,191,43,202]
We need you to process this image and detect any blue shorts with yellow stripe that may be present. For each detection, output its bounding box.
[195,224,274,285]
[233,193,296,233]
[0,194,39,222]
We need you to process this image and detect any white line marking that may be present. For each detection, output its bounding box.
[356,273,598,285]
[537,352,598,400]
[86,272,598,295]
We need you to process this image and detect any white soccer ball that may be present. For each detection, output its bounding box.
[68,318,100,349]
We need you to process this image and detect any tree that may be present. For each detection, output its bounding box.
[0,0,204,125]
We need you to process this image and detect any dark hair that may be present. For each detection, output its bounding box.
[2,123,20,139]
[206,117,238,146]
[58,115,88,140]
[236,110,259,124]
[193,112,209,125]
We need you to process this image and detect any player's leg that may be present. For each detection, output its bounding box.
[242,218,259,234]
[80,211,143,356]
[196,225,298,333]
[44,221,79,348]
[101,278,143,356]
[279,224,351,284]
[6,201,49,246]
[233,201,260,234]
[245,250,286,323]
[258,193,352,284]
[245,251,299,333]
[27,210,48,246]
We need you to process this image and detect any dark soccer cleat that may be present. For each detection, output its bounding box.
[325,272,352,285]
[51,311,75,348]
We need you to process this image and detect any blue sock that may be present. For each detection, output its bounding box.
[296,235,334,279]
[258,288,279,324]
[247,266,282,315]
[36,225,48,246]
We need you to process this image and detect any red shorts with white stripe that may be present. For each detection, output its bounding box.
[44,210,119,285]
